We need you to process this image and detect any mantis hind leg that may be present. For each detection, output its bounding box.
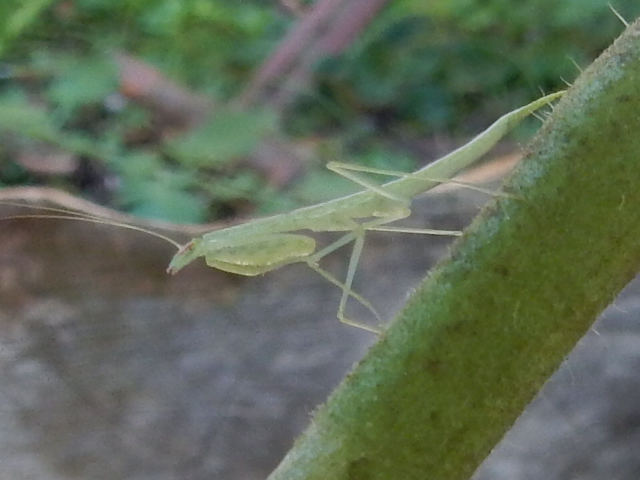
[326,161,507,198]
[325,162,409,203]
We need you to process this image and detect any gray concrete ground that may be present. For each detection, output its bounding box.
[0,187,638,479]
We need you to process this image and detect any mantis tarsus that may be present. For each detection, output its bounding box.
[166,91,565,333]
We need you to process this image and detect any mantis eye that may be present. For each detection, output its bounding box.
[204,234,316,276]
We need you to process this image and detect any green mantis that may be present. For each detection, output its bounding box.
[167,91,564,333]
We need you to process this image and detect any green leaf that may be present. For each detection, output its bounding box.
[115,152,163,179]
[290,169,359,205]
[203,171,263,202]
[140,0,185,35]
[0,90,56,135]
[0,0,55,56]
[166,108,276,168]
[124,178,205,224]
[47,57,119,113]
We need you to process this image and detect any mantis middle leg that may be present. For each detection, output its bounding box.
[305,227,382,333]
[306,209,462,334]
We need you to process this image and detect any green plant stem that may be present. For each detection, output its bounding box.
[267,17,640,480]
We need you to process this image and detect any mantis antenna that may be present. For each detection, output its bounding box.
[0,201,182,249]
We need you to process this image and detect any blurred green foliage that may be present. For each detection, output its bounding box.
[294,0,638,134]
[0,0,286,94]
[0,0,637,224]
[165,109,277,168]
[0,52,278,223]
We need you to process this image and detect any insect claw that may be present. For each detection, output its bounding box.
[338,315,382,335]
[608,3,629,26]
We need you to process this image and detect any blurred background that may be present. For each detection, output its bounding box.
[0,0,637,223]
[0,1,639,479]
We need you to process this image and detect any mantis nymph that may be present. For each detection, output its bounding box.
[167,91,564,333]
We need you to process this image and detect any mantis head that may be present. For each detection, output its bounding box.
[167,238,205,274]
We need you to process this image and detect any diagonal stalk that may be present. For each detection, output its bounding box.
[268,16,640,480]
